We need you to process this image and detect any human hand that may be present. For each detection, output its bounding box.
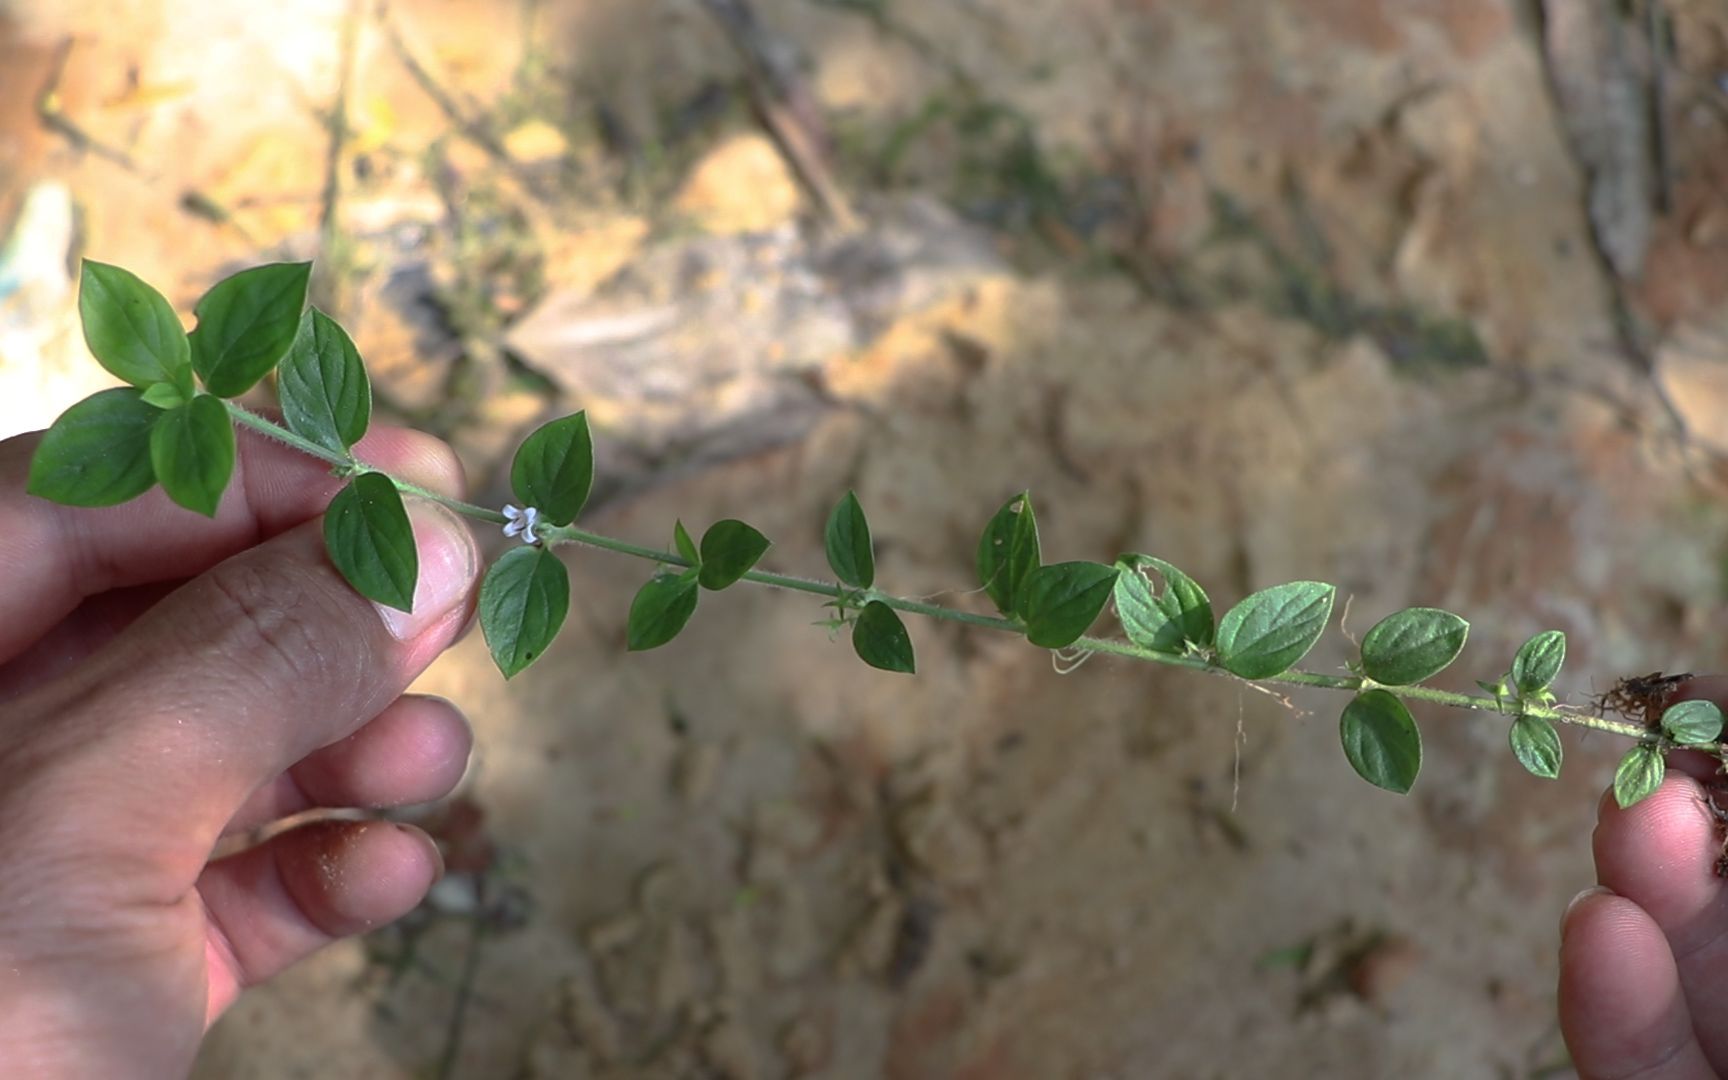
[0,420,481,1078]
[1559,678,1728,1079]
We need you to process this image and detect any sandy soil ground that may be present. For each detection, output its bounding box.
[5,0,1728,1076]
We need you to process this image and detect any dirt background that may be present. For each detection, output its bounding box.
[5,0,1728,1076]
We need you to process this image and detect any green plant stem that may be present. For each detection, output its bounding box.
[231,404,1656,744]
[225,401,507,523]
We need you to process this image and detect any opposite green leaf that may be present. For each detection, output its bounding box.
[279,309,371,452]
[1114,569,1165,651]
[189,262,312,397]
[1661,700,1724,746]
[825,490,875,589]
[149,394,235,517]
[674,520,700,566]
[853,600,915,673]
[698,519,770,591]
[1614,744,1666,809]
[1359,607,1469,686]
[1511,630,1566,695]
[1021,561,1120,649]
[1509,714,1563,779]
[323,472,418,612]
[1339,689,1423,794]
[1114,554,1213,653]
[479,545,570,678]
[79,260,191,390]
[1216,581,1336,680]
[628,570,700,651]
[976,492,1040,617]
[26,387,160,507]
[510,413,594,526]
[140,382,187,410]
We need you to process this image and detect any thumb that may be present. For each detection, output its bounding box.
[5,500,479,892]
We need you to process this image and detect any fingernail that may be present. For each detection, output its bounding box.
[396,822,445,884]
[1562,885,1611,937]
[379,504,478,640]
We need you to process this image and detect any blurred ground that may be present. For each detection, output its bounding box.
[5,0,1728,1076]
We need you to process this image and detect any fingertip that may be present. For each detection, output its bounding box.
[271,819,442,938]
[1593,774,1716,886]
[351,426,467,501]
[1558,889,1709,1078]
[296,694,474,809]
[1591,772,1728,978]
[202,819,444,1022]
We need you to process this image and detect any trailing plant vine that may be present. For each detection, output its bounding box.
[27,261,1725,810]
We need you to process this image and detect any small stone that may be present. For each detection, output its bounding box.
[504,119,569,165]
[1348,936,1421,1006]
[673,133,803,234]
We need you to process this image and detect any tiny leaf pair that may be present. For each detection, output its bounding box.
[478,414,596,677]
[624,518,772,653]
[822,492,916,672]
[1610,701,1725,809]
[977,492,1116,650]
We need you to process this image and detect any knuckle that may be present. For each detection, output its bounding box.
[196,556,371,697]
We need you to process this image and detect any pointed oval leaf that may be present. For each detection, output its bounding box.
[149,394,235,517]
[698,519,770,591]
[976,492,1040,617]
[1146,556,1214,648]
[1114,567,1165,649]
[853,600,915,674]
[1511,630,1566,695]
[479,545,570,678]
[279,309,371,452]
[1217,581,1336,680]
[673,519,700,566]
[510,413,593,526]
[1509,714,1563,780]
[189,262,312,397]
[627,570,700,651]
[1115,554,1213,652]
[1360,607,1469,686]
[1339,689,1422,794]
[825,490,874,589]
[323,472,418,612]
[26,387,160,507]
[1614,744,1666,809]
[79,260,191,389]
[1661,700,1724,746]
[1021,561,1120,649]
[140,381,187,410]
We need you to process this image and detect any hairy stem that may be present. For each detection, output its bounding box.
[231,405,1654,743]
[225,402,507,523]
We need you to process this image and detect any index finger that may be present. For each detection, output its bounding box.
[0,416,465,663]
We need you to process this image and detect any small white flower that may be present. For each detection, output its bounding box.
[502,504,541,545]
